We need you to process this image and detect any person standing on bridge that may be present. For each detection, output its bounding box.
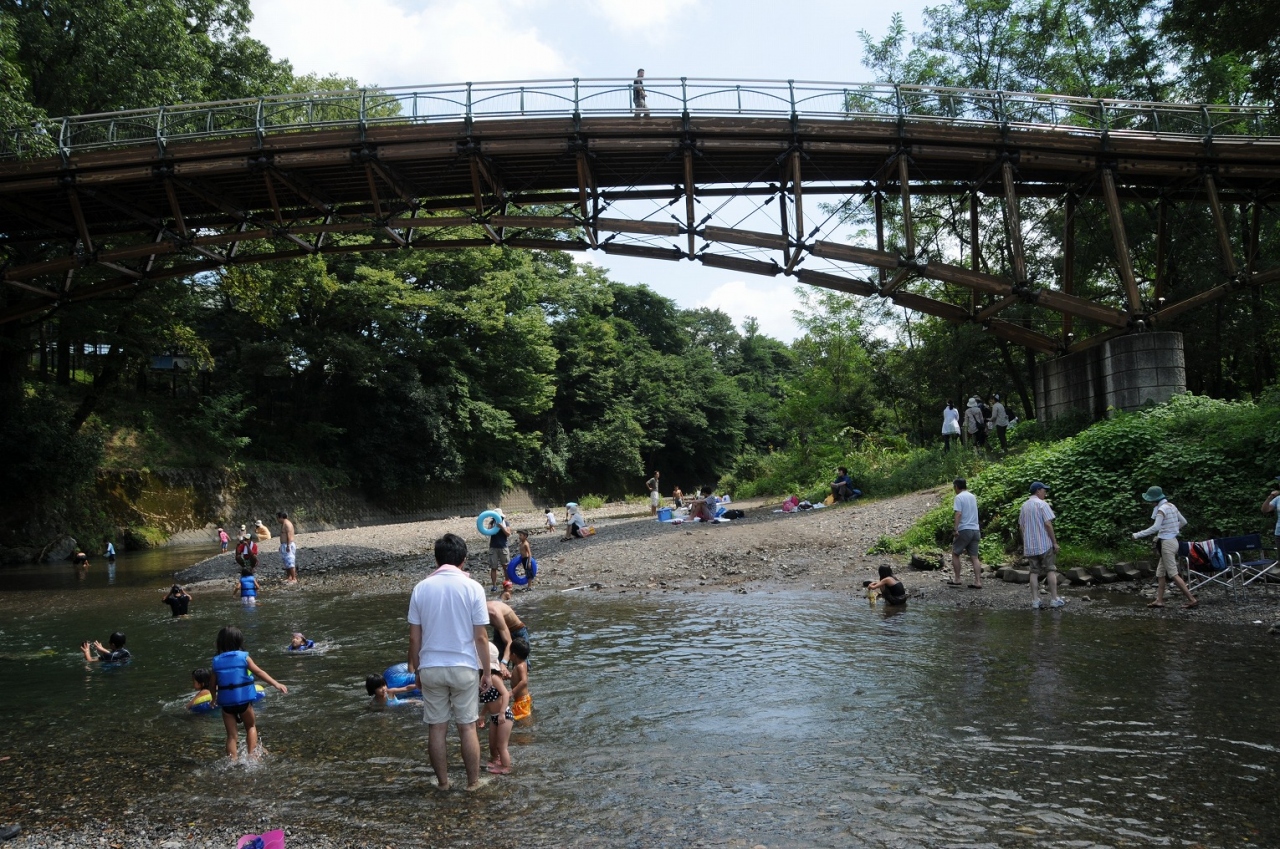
[632,69,650,118]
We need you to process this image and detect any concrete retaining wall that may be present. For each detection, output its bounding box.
[1036,332,1185,421]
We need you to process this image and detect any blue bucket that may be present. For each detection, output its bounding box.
[657,507,672,522]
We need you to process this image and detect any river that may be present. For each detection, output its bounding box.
[0,552,1277,847]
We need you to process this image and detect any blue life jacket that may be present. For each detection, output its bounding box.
[212,650,258,706]
[239,575,256,597]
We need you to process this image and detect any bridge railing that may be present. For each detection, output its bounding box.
[2,78,1277,160]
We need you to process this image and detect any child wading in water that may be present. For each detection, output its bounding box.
[480,643,513,774]
[236,564,258,607]
[211,625,287,760]
[509,638,532,721]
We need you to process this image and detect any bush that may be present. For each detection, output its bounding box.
[887,393,1280,562]
[576,493,607,510]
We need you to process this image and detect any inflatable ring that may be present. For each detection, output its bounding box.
[189,691,215,714]
[506,555,537,586]
[476,510,504,537]
[383,662,422,698]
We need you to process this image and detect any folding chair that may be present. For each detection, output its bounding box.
[1219,533,1279,594]
[1183,539,1236,596]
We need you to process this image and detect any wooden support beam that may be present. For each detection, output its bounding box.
[1066,326,1129,355]
[875,192,886,287]
[699,253,780,276]
[683,148,696,257]
[364,163,385,220]
[368,159,421,205]
[985,319,1060,353]
[165,179,191,236]
[969,190,979,312]
[265,167,335,215]
[886,290,971,323]
[575,151,599,248]
[1149,282,1234,323]
[700,226,788,251]
[0,197,76,236]
[1034,288,1130,328]
[65,189,94,254]
[879,265,912,296]
[899,154,915,260]
[975,294,1020,322]
[262,172,284,226]
[810,240,900,270]
[778,168,791,267]
[1001,161,1026,284]
[1,277,60,298]
[172,177,314,254]
[1203,174,1239,278]
[790,151,804,246]
[600,242,685,262]
[1063,194,1075,342]
[596,218,681,237]
[1153,196,1168,307]
[1101,168,1142,313]
[792,268,878,297]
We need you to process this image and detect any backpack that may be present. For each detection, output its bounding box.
[1187,540,1222,571]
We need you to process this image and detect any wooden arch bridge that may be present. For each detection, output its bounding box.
[2,77,1279,352]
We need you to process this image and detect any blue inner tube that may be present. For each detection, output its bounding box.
[476,510,503,536]
[383,662,422,698]
[506,555,537,586]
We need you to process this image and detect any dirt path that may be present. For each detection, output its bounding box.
[177,490,1280,626]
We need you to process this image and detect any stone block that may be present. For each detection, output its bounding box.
[1089,566,1120,583]
[1113,563,1141,580]
[1003,568,1031,584]
[1133,560,1155,577]
[1065,567,1092,585]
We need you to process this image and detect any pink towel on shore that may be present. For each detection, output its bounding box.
[237,829,285,849]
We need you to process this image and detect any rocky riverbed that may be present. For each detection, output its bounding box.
[173,489,1280,627]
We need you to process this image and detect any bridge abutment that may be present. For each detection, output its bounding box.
[1035,332,1186,421]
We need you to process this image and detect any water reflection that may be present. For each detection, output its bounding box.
[0,583,1276,847]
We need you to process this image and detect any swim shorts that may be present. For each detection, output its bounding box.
[512,693,532,721]
[952,528,981,557]
[280,541,296,570]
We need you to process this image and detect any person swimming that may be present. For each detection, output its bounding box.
[287,633,314,651]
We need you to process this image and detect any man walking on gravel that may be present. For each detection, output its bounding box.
[950,478,983,588]
[646,470,661,516]
[1020,482,1064,609]
[408,533,491,791]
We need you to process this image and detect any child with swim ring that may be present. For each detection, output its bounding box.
[187,668,214,712]
[479,643,513,774]
[509,638,532,721]
[287,633,314,651]
[211,625,287,761]
[364,673,420,708]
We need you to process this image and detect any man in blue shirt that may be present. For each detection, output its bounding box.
[830,467,860,502]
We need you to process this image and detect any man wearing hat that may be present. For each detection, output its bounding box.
[1261,477,1280,556]
[1019,482,1064,609]
[1131,486,1197,609]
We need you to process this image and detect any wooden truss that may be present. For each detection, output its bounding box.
[2,113,1279,352]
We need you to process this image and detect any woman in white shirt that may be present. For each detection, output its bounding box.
[941,400,961,452]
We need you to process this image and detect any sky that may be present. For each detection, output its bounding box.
[246,0,932,340]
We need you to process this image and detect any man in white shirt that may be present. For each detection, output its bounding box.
[950,478,983,588]
[1131,485,1197,609]
[990,394,1009,452]
[407,533,492,790]
[1261,477,1280,555]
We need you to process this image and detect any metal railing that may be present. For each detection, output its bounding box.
[2,77,1277,161]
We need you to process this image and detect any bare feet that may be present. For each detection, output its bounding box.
[1182,600,1199,609]
[466,775,492,791]
[1147,601,1165,608]
[486,764,511,774]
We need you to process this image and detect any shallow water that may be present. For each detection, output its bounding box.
[0,565,1278,848]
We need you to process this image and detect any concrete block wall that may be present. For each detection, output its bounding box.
[1036,332,1185,421]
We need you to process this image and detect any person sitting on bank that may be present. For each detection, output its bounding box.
[690,486,719,521]
[831,467,861,502]
[562,503,588,540]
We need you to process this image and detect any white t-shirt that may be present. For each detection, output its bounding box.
[942,406,960,435]
[1271,496,1280,535]
[953,490,980,531]
[407,565,488,670]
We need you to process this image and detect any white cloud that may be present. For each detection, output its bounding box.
[249,0,569,87]
[592,0,699,32]
[697,279,802,342]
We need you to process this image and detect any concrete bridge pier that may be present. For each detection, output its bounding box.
[1035,332,1186,422]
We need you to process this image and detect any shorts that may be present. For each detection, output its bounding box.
[1025,550,1057,577]
[953,528,981,557]
[650,490,660,507]
[418,666,480,726]
[512,693,532,721]
[241,595,256,606]
[1155,538,1180,579]
[488,546,510,572]
[280,542,296,570]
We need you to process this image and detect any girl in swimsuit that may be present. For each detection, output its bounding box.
[478,643,513,774]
